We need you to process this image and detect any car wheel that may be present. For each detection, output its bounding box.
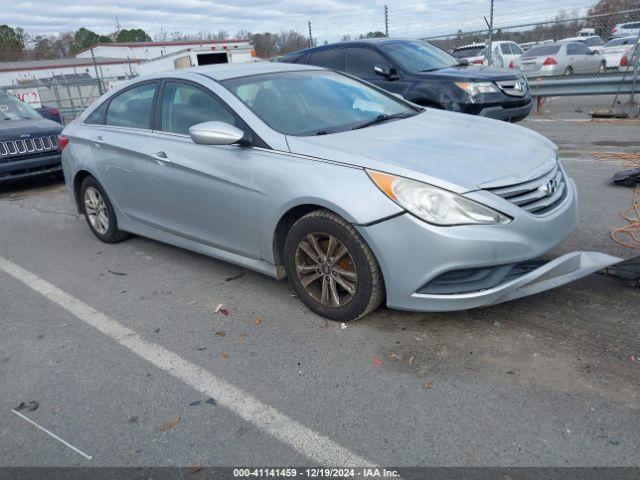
[283,209,384,321]
[598,61,606,73]
[80,176,129,243]
[563,66,573,76]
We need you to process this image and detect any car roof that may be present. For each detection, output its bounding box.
[559,35,600,42]
[454,43,486,49]
[284,38,426,57]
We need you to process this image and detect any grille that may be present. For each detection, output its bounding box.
[486,163,567,215]
[0,135,59,160]
[496,78,528,97]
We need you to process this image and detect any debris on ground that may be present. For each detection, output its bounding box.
[220,352,229,359]
[226,272,245,282]
[189,401,201,406]
[214,331,225,337]
[154,328,160,333]
[196,347,207,351]
[601,256,640,286]
[128,448,140,456]
[255,316,263,326]
[373,357,383,366]
[187,301,198,306]
[423,380,433,390]
[107,270,127,276]
[388,353,400,361]
[206,398,216,406]
[190,464,203,474]
[407,355,415,368]
[629,354,639,363]
[215,304,229,316]
[236,426,248,436]
[609,438,621,446]
[127,416,139,424]
[341,323,347,330]
[15,401,39,411]
[160,415,181,432]
[613,167,640,187]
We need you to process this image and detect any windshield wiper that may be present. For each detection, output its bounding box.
[351,112,415,131]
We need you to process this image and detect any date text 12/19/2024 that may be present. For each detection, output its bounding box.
[233,468,400,478]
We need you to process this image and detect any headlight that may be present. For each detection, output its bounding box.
[454,81,499,96]
[367,170,511,226]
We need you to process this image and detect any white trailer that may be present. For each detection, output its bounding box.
[136,42,255,75]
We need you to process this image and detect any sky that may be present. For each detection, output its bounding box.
[5,0,596,42]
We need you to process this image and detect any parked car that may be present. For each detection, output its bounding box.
[0,93,63,182]
[558,35,605,53]
[619,46,639,72]
[451,43,485,65]
[611,22,640,38]
[514,42,606,75]
[35,105,63,124]
[60,63,619,320]
[521,40,555,51]
[602,36,638,70]
[280,39,532,122]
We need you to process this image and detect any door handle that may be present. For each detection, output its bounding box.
[94,135,103,141]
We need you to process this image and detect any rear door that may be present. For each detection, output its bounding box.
[88,81,158,222]
[145,79,260,257]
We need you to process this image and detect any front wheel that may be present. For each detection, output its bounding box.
[283,210,384,321]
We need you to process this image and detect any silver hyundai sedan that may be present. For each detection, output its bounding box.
[60,62,619,321]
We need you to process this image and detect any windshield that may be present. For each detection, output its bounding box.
[384,41,459,72]
[452,46,485,59]
[222,70,418,136]
[0,94,42,121]
[524,44,561,57]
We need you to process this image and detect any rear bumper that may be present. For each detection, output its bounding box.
[0,153,62,182]
[356,180,621,312]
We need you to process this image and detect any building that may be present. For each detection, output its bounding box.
[74,39,252,61]
[0,57,140,87]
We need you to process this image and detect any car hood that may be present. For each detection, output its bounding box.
[285,109,557,193]
[419,65,521,81]
[0,118,62,141]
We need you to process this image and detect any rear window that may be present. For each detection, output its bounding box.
[524,44,561,57]
[605,37,634,47]
[452,46,484,58]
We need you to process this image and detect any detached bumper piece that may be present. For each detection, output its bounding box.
[413,252,622,310]
[600,255,640,287]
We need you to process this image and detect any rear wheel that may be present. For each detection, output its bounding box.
[80,176,129,243]
[598,61,606,74]
[563,66,574,76]
[283,210,384,321]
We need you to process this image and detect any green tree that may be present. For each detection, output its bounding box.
[116,29,152,43]
[70,27,111,53]
[0,24,27,61]
[359,31,386,39]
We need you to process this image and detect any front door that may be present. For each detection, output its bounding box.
[146,80,260,258]
[345,47,410,97]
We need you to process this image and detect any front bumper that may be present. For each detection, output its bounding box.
[478,98,533,122]
[357,178,621,312]
[0,153,62,182]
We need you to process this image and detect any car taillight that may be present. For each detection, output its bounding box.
[58,135,69,151]
[543,57,558,66]
[612,28,618,33]
[472,58,483,65]
[508,60,514,69]
[50,108,60,115]
[620,54,629,67]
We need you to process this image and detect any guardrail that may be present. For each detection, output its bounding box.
[527,74,638,98]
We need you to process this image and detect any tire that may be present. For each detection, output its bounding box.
[283,209,384,321]
[598,61,606,74]
[80,176,129,243]
[563,66,573,76]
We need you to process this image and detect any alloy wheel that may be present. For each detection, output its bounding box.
[84,186,109,234]
[294,232,358,307]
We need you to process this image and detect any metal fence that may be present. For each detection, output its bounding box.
[1,74,133,124]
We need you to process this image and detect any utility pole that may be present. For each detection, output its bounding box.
[487,0,495,66]
[384,5,389,37]
[308,20,313,47]
[90,48,104,95]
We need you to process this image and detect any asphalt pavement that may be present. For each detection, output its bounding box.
[0,106,639,469]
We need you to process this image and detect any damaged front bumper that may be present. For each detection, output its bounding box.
[356,183,622,311]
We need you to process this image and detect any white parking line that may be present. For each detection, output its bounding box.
[0,256,372,466]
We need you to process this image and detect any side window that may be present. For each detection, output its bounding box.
[567,43,579,55]
[346,48,390,78]
[511,43,523,55]
[500,43,512,54]
[160,81,237,135]
[308,49,346,71]
[106,82,157,129]
[85,101,108,125]
[575,43,591,54]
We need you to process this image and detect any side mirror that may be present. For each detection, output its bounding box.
[189,121,248,146]
[374,64,397,79]
[457,58,470,66]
